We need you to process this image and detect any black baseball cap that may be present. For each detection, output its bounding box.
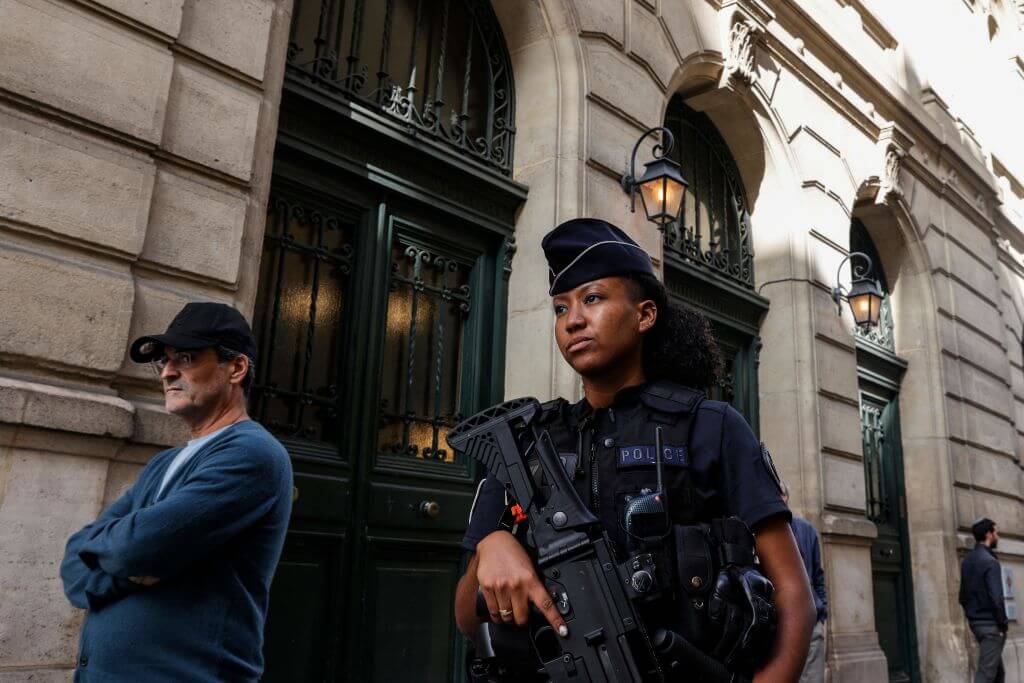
[129,302,257,363]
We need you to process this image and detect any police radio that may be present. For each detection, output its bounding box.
[620,426,670,599]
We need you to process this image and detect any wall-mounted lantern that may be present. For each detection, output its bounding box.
[621,126,689,228]
[831,251,884,328]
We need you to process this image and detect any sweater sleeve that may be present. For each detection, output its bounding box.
[61,484,143,610]
[810,530,828,619]
[985,562,1008,628]
[77,438,287,580]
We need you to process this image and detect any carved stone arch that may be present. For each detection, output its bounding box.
[849,193,967,681]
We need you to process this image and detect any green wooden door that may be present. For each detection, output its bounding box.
[254,174,511,681]
[857,350,920,683]
[254,1,522,678]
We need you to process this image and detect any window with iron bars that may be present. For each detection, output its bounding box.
[285,0,515,175]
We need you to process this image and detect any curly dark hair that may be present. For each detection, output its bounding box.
[622,272,723,391]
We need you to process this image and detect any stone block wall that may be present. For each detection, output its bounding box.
[0,0,292,678]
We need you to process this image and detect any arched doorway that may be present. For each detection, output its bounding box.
[253,2,523,679]
[663,97,768,426]
[851,217,921,683]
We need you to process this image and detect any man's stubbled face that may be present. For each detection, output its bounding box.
[160,347,234,421]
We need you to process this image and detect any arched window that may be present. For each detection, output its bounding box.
[851,218,894,351]
[286,0,515,174]
[662,98,765,426]
[664,99,754,289]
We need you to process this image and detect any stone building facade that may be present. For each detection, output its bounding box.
[1,0,1024,681]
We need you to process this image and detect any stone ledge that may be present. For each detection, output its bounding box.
[0,376,133,438]
[0,668,75,682]
[132,400,188,448]
[821,512,878,542]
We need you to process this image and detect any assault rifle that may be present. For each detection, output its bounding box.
[448,398,735,682]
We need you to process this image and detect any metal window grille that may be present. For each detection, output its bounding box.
[250,191,355,448]
[860,400,889,524]
[285,0,515,175]
[377,240,471,464]
[663,101,754,289]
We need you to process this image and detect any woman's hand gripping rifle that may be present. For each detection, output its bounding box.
[447,398,666,683]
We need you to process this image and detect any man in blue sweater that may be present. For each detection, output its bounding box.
[60,302,293,682]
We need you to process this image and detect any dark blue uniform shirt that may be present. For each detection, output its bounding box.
[959,544,1008,628]
[462,381,790,553]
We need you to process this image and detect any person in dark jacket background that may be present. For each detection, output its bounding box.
[60,302,293,682]
[960,517,1009,683]
[781,482,828,683]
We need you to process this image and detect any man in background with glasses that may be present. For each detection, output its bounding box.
[60,302,293,682]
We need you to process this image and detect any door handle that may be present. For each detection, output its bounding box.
[419,500,441,519]
[880,547,895,557]
[292,486,300,503]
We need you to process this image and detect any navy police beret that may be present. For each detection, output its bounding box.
[542,218,655,295]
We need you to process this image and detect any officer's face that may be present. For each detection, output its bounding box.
[552,277,654,377]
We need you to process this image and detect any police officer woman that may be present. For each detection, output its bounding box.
[454,218,815,681]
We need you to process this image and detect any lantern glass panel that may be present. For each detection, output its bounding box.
[638,175,686,225]
[870,292,882,324]
[639,176,668,224]
[850,293,873,326]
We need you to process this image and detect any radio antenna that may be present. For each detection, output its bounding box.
[654,426,665,495]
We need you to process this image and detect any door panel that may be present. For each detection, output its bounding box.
[363,539,463,683]
[859,387,919,683]
[351,210,492,679]
[263,532,346,682]
[256,176,503,681]
[366,481,476,532]
[290,471,351,525]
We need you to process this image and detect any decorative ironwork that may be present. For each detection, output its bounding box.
[712,364,736,404]
[378,240,472,463]
[251,192,355,448]
[663,100,754,289]
[285,0,516,175]
[850,219,894,350]
[860,400,889,524]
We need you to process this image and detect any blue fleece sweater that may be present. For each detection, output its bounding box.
[60,420,292,682]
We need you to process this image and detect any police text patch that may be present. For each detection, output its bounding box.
[617,444,688,469]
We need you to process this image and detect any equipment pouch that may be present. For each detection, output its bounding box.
[672,523,718,651]
[674,523,714,598]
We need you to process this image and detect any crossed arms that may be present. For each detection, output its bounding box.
[61,447,282,611]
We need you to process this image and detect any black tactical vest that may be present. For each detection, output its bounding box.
[533,380,705,559]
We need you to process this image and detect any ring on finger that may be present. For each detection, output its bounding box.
[499,608,514,618]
